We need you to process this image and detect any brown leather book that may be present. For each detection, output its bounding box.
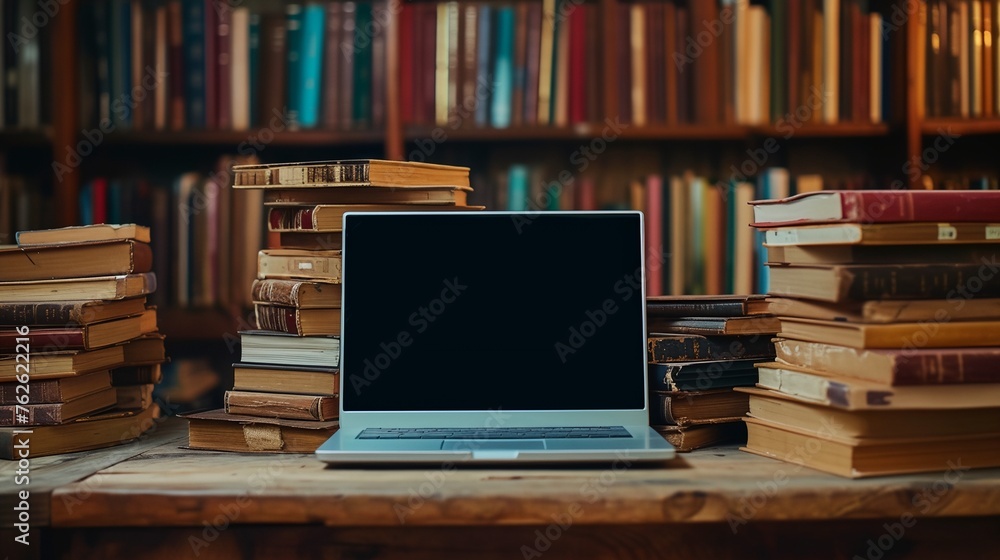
[340,2,357,129]
[251,279,341,308]
[689,1,720,123]
[650,390,749,427]
[254,303,341,336]
[616,1,632,122]
[0,298,147,326]
[654,422,746,452]
[233,363,339,396]
[0,370,111,405]
[0,387,116,426]
[719,0,735,124]
[258,14,287,127]
[0,240,152,283]
[167,0,185,130]
[787,0,802,117]
[0,308,158,352]
[225,390,339,421]
[184,408,337,453]
[664,0,678,124]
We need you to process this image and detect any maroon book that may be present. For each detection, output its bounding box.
[371,0,386,127]
[268,207,315,231]
[675,6,689,123]
[420,4,437,125]
[616,1,631,123]
[749,190,1000,226]
[584,3,599,122]
[399,2,413,124]
[168,0,185,130]
[524,3,542,124]
[1,329,87,353]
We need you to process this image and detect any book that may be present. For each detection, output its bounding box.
[0,403,159,459]
[777,317,1000,349]
[744,387,1000,438]
[111,363,163,386]
[0,386,117,425]
[14,223,150,246]
[224,389,338,421]
[267,204,482,232]
[121,333,167,364]
[743,417,1000,478]
[754,362,1000,409]
[233,363,338,396]
[773,338,1000,385]
[762,222,1000,246]
[257,249,341,281]
[251,279,341,308]
[649,389,750,426]
[750,190,1000,226]
[263,185,472,206]
[0,273,157,302]
[0,370,111,404]
[768,263,1000,302]
[647,334,776,363]
[649,357,758,390]
[765,243,999,265]
[0,241,153,281]
[0,309,158,352]
[254,303,340,336]
[767,296,1000,323]
[654,422,746,453]
[0,297,147,326]
[648,316,780,336]
[646,295,770,318]
[115,383,154,409]
[275,231,342,250]
[239,330,340,368]
[0,345,125,381]
[184,408,338,453]
[232,160,471,188]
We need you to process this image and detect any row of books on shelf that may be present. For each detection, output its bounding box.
[79,0,387,132]
[0,224,167,459]
[0,0,47,130]
[920,0,1000,119]
[189,158,478,451]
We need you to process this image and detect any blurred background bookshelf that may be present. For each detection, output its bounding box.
[3,0,1000,392]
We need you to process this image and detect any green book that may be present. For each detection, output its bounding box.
[352,2,373,126]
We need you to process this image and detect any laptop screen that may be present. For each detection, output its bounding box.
[341,212,647,412]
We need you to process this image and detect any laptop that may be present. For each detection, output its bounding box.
[315,211,675,464]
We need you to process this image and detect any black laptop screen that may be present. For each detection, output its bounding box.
[342,212,647,411]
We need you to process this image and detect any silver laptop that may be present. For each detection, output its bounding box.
[315,211,675,464]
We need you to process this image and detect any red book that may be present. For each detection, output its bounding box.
[524,3,542,124]
[399,2,414,124]
[689,1,720,123]
[167,0,185,130]
[750,190,1000,226]
[420,4,437,124]
[204,0,218,129]
[91,178,108,224]
[568,4,586,124]
[576,176,596,211]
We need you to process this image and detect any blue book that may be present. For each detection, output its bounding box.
[353,2,373,126]
[182,0,205,128]
[507,165,529,211]
[298,4,325,128]
[107,180,123,225]
[491,7,514,128]
[755,176,771,294]
[475,6,492,127]
[249,13,261,126]
[286,4,304,128]
[91,0,111,125]
[78,182,93,226]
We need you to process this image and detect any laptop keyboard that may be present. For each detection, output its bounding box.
[356,426,632,439]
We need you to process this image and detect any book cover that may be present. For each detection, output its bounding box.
[298,3,325,128]
[647,333,776,363]
[185,408,337,453]
[491,6,514,128]
[225,390,338,421]
[751,190,1000,226]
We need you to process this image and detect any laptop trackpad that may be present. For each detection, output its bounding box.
[441,440,547,451]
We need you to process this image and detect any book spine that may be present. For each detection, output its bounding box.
[353,2,373,127]
[322,2,342,128]
[0,303,86,326]
[647,335,775,363]
[182,0,205,128]
[167,0,185,130]
[254,304,302,335]
[286,3,303,128]
[299,3,325,128]
[268,207,316,231]
[648,363,681,392]
[251,279,304,307]
[647,301,748,318]
[491,6,514,128]
[224,391,327,421]
[0,330,87,353]
[649,393,678,426]
[839,265,1000,301]
[0,402,63,425]
[0,380,61,405]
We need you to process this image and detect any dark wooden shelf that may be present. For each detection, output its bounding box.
[100,129,385,147]
[920,118,1000,136]
[157,307,241,342]
[403,122,891,143]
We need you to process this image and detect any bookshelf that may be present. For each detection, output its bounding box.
[3,0,997,335]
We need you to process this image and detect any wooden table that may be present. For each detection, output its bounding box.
[3,417,1000,559]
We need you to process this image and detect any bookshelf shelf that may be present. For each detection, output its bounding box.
[753,122,892,138]
[919,119,1000,136]
[102,130,386,148]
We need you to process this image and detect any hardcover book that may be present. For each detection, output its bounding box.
[254,303,340,336]
[768,263,1000,302]
[232,159,471,188]
[649,389,749,426]
[0,241,153,281]
[646,295,770,318]
[251,279,341,308]
[233,363,338,396]
[647,334,776,363]
[14,224,150,246]
[0,386,117,426]
[0,370,111,405]
[224,390,338,421]
[0,404,159,459]
[257,249,341,281]
[751,190,1000,226]
[777,317,1000,349]
[648,359,760,392]
[0,297,147,326]
[239,330,340,368]
[648,316,781,336]
[185,408,338,453]
[0,273,157,302]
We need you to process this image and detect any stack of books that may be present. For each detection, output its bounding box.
[185,159,477,453]
[742,189,1000,477]
[0,224,165,458]
[646,295,779,452]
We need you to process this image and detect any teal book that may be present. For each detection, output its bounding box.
[285,4,304,127]
[548,1,563,125]
[755,175,770,294]
[249,13,260,125]
[352,2,373,126]
[298,4,325,128]
[491,7,514,128]
[475,5,492,127]
[724,181,737,294]
[688,177,705,295]
[507,165,529,211]
[78,182,93,226]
